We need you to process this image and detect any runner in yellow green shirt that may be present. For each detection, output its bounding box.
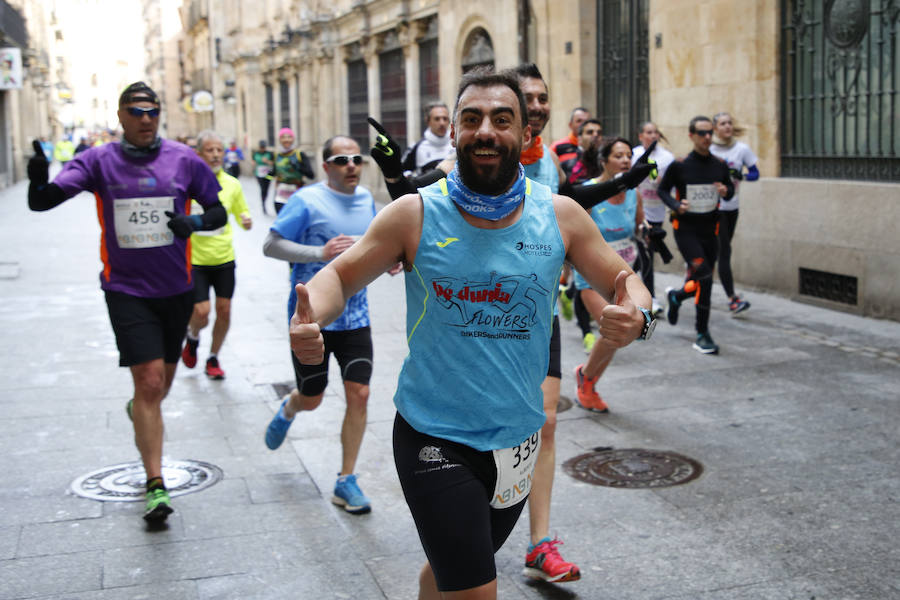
[181,130,253,379]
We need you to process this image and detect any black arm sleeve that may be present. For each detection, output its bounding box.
[656,166,682,212]
[384,168,446,201]
[562,179,624,210]
[28,183,68,211]
[385,177,417,201]
[199,203,227,229]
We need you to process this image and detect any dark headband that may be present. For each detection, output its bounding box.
[119,81,160,107]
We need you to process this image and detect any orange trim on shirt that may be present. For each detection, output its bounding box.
[184,199,193,285]
[95,193,111,282]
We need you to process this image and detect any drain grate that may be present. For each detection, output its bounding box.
[799,267,857,305]
[70,459,223,502]
[563,448,703,488]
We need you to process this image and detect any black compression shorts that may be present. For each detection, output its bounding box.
[290,326,373,397]
[393,413,527,592]
[104,290,193,367]
[547,315,561,378]
[191,261,236,302]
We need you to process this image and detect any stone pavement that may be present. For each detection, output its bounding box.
[1,173,899,600]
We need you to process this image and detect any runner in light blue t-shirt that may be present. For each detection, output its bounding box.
[262,135,399,516]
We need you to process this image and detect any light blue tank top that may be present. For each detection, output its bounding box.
[394,177,565,450]
[522,144,559,193]
[574,189,638,290]
[523,145,561,316]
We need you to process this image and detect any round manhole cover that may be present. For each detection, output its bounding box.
[557,395,573,413]
[563,448,703,488]
[70,459,224,502]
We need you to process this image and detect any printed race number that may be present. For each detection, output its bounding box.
[114,196,175,249]
[607,237,638,266]
[491,431,541,509]
[685,184,719,214]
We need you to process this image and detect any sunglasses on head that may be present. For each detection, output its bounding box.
[326,154,363,165]
[692,129,713,137]
[126,106,161,118]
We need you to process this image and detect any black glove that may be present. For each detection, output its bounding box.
[729,167,743,182]
[164,210,202,239]
[601,140,658,193]
[613,161,655,192]
[28,140,49,186]
[635,140,657,165]
[367,117,403,179]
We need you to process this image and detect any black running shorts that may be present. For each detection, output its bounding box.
[547,315,561,378]
[393,413,527,592]
[104,290,193,367]
[290,326,373,397]
[191,261,236,303]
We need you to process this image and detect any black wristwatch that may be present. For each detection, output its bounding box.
[637,306,656,341]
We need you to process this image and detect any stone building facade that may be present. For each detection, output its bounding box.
[1,0,67,187]
[172,0,899,319]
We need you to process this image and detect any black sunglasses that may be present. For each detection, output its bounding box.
[126,106,160,118]
[326,154,363,166]
[692,129,713,137]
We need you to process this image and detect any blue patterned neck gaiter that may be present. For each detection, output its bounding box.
[445,164,526,221]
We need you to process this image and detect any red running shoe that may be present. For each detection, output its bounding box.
[181,337,198,368]
[523,537,581,583]
[205,356,225,380]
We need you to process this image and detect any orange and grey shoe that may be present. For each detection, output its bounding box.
[574,364,609,413]
[523,537,581,583]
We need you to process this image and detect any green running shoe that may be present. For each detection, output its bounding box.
[558,286,574,321]
[143,488,174,523]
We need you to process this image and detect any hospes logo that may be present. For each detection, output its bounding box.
[515,240,553,256]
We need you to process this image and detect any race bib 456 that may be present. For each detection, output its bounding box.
[114,196,175,249]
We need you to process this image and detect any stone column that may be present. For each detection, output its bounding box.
[298,57,315,150]
[401,24,420,143]
[363,36,381,147]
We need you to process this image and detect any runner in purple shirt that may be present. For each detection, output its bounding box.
[26,81,225,524]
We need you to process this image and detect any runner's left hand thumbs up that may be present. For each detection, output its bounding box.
[290,283,324,365]
[598,270,643,347]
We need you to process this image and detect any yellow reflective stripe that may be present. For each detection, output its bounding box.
[438,178,449,196]
[408,264,429,343]
[526,178,532,196]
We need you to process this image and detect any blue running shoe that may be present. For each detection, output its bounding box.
[332,474,371,514]
[265,395,294,450]
[692,331,720,355]
[666,286,681,326]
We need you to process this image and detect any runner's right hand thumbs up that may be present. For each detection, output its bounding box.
[598,270,643,347]
[28,139,49,186]
[290,283,324,365]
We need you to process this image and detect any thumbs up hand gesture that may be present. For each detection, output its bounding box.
[28,140,50,186]
[597,271,644,348]
[289,283,324,365]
